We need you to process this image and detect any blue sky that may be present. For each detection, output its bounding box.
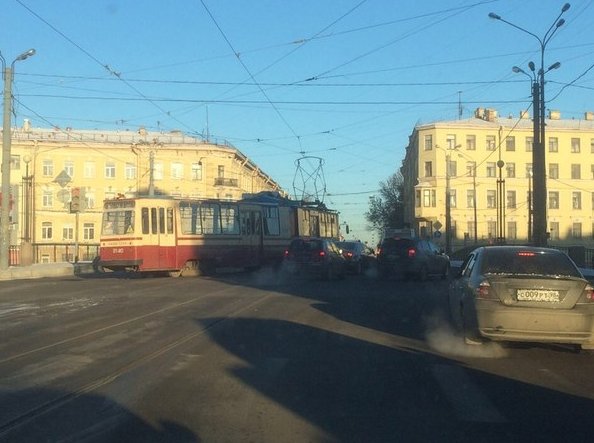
[3,0,594,246]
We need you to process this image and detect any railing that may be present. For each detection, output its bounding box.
[214,177,239,187]
[8,244,100,266]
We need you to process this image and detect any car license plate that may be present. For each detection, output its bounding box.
[516,289,560,302]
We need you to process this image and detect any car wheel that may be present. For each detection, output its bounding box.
[462,307,484,345]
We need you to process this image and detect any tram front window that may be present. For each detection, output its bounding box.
[102,210,135,236]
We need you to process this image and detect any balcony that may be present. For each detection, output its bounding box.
[214,177,239,187]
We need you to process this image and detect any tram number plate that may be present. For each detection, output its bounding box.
[516,289,560,302]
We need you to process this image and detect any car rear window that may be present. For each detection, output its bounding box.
[480,249,581,277]
[381,238,415,252]
[289,239,323,252]
[337,241,356,250]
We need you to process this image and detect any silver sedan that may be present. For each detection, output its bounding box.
[449,246,594,351]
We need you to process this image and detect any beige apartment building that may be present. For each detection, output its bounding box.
[401,108,594,251]
[2,122,283,263]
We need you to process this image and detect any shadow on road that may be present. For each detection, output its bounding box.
[0,387,198,443]
[197,316,594,442]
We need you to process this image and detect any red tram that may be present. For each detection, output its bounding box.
[98,192,340,276]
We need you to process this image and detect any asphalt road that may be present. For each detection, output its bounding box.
[1,268,594,442]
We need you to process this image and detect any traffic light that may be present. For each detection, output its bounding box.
[70,187,81,213]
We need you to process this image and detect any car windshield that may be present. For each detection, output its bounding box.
[480,249,582,277]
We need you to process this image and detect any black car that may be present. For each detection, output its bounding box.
[336,241,375,274]
[283,237,347,280]
[377,237,450,280]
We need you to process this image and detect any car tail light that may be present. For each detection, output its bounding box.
[583,284,594,302]
[476,280,492,299]
[284,249,289,257]
[346,251,353,258]
[407,248,416,258]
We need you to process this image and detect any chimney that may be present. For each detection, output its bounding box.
[23,118,31,132]
[585,111,594,121]
[485,108,498,122]
[549,110,561,120]
[520,110,530,119]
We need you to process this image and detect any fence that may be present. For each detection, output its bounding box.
[9,244,100,266]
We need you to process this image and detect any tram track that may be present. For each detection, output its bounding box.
[0,283,275,438]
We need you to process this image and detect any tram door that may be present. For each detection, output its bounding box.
[141,205,176,270]
[240,207,263,268]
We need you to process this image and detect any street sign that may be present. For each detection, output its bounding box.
[54,170,72,188]
[433,220,443,231]
[434,230,442,238]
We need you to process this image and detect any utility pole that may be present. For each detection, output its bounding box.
[445,152,451,254]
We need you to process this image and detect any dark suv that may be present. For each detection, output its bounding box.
[377,237,450,280]
[283,237,347,280]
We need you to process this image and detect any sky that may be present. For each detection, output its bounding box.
[2,0,594,246]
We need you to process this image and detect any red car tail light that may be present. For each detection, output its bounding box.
[476,280,492,299]
[407,248,416,258]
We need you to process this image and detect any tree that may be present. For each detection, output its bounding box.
[365,171,405,235]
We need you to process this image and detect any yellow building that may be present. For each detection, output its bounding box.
[402,108,594,251]
[2,122,283,263]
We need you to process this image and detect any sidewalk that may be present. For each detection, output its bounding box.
[0,262,95,281]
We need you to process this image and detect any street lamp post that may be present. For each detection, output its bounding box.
[489,3,570,247]
[1,48,36,270]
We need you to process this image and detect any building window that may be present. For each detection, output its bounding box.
[171,162,184,180]
[63,226,74,241]
[525,163,533,178]
[525,136,533,152]
[486,162,496,178]
[424,161,433,177]
[424,134,433,150]
[423,189,436,207]
[573,191,582,209]
[105,162,116,178]
[507,221,517,240]
[415,190,421,208]
[592,192,594,210]
[467,221,475,239]
[447,160,457,177]
[10,155,20,170]
[446,134,456,149]
[42,159,54,177]
[505,190,515,211]
[83,223,95,240]
[466,161,476,177]
[486,135,496,151]
[549,163,559,179]
[154,162,164,180]
[505,136,515,151]
[42,222,53,240]
[571,138,581,153]
[487,190,496,208]
[84,189,95,209]
[506,162,515,178]
[449,190,457,208]
[42,190,53,208]
[64,160,74,178]
[125,163,136,180]
[192,163,203,180]
[218,165,225,178]
[548,222,560,240]
[549,191,559,209]
[84,161,96,178]
[549,137,559,152]
[466,189,475,208]
[591,138,594,153]
[466,134,476,150]
[572,222,582,240]
[487,221,497,238]
[571,164,581,179]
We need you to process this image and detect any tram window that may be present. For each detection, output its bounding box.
[167,207,174,234]
[202,204,221,234]
[151,208,158,234]
[221,205,239,234]
[142,208,149,234]
[263,207,280,236]
[159,207,165,234]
